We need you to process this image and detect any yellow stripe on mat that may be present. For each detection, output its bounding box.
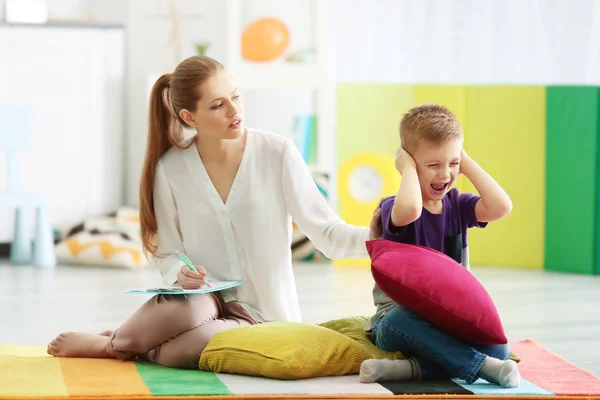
[0,345,69,398]
[60,358,152,397]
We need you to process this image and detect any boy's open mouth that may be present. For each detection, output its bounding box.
[431,182,449,193]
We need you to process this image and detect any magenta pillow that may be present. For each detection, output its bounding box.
[367,239,507,345]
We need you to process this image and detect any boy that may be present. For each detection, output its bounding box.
[360,104,519,388]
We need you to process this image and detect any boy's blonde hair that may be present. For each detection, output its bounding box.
[400,104,463,153]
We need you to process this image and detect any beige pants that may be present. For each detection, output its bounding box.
[105,293,257,369]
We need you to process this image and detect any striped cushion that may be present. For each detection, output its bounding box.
[54,207,147,268]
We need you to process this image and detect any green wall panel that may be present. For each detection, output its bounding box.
[545,87,600,274]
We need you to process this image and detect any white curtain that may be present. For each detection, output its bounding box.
[334,0,600,84]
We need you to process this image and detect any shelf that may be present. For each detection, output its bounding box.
[223,0,338,207]
[307,163,332,176]
[228,61,323,90]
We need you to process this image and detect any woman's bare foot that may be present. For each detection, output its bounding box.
[47,332,112,358]
[98,330,114,337]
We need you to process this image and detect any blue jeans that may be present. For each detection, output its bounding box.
[371,305,510,384]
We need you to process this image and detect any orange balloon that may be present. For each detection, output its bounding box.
[241,17,290,62]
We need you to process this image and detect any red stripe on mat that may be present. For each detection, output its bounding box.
[512,339,600,396]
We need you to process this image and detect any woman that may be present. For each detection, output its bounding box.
[47,55,382,369]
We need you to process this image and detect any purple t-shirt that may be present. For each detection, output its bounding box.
[379,188,487,264]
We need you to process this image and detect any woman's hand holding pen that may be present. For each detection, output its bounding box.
[177,265,206,289]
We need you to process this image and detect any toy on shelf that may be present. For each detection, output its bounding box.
[241,17,290,62]
[195,41,210,56]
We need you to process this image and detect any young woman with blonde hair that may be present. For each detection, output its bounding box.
[47,55,381,369]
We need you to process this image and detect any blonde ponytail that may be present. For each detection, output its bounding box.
[139,56,224,255]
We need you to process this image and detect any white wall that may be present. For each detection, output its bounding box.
[1,0,318,207]
[0,22,125,241]
[334,0,600,84]
[0,0,127,24]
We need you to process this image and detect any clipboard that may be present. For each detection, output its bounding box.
[125,280,243,295]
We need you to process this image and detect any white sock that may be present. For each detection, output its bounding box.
[478,357,520,388]
[359,359,417,383]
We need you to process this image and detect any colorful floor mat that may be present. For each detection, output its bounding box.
[1,339,599,399]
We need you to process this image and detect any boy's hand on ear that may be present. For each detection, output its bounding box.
[460,148,474,176]
[458,148,513,222]
[395,146,416,174]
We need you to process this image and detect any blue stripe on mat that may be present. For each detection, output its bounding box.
[453,377,554,396]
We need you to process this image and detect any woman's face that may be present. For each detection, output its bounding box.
[180,69,245,140]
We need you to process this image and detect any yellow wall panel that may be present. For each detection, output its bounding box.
[463,87,546,269]
[335,85,415,266]
[336,85,415,171]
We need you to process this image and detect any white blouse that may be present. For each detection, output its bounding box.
[151,128,370,322]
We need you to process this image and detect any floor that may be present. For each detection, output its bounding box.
[1,260,599,378]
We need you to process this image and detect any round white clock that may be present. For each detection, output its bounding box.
[335,153,400,267]
[348,166,384,203]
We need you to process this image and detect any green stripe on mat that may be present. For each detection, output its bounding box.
[135,361,231,396]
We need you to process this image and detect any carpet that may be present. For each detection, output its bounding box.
[1,339,599,399]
